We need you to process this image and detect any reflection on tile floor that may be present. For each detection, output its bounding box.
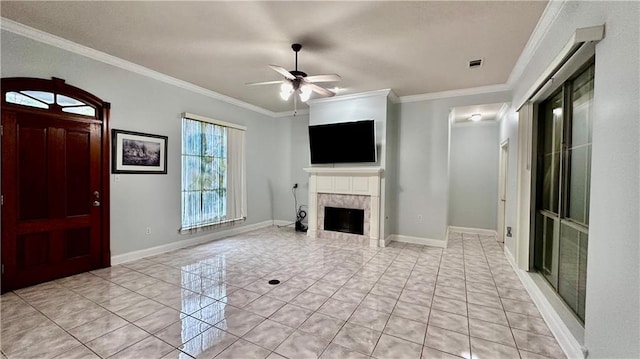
[0,227,566,359]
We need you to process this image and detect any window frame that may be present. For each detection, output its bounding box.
[180,113,246,232]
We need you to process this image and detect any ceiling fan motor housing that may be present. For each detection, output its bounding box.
[289,70,307,78]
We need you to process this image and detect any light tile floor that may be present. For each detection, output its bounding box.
[0,227,566,359]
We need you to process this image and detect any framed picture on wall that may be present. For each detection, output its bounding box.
[111,129,168,174]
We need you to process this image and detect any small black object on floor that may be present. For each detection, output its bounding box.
[268,279,280,285]
[295,207,308,232]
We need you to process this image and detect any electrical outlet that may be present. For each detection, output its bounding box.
[145,227,151,235]
[506,226,512,237]
[417,214,424,223]
[114,174,121,182]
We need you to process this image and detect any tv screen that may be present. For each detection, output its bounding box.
[309,120,376,164]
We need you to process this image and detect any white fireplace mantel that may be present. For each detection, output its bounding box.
[304,167,383,175]
[304,167,383,247]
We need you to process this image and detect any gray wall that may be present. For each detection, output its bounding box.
[273,114,311,224]
[498,111,519,258]
[505,2,640,357]
[1,31,285,255]
[395,91,510,242]
[448,123,499,230]
[384,100,400,238]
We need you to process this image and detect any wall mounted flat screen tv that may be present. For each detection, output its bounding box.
[309,120,376,164]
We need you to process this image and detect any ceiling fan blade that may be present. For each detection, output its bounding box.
[245,80,284,86]
[304,74,342,83]
[269,65,296,80]
[307,83,335,97]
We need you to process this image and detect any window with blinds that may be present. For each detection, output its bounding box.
[181,113,246,232]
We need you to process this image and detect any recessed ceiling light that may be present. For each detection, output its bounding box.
[469,114,482,122]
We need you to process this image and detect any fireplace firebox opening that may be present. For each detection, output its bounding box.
[324,207,365,235]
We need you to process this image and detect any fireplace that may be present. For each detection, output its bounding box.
[324,207,365,235]
[304,167,384,247]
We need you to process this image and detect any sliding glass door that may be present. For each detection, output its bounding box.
[534,61,594,323]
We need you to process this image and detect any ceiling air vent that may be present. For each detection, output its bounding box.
[469,59,483,68]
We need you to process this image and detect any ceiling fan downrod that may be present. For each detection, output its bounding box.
[290,44,307,78]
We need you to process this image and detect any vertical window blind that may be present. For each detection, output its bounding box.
[180,113,246,232]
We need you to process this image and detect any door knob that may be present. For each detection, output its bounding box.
[93,201,101,207]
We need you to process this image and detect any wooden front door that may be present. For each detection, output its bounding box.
[1,78,110,292]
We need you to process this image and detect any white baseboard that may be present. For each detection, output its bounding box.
[448,225,497,236]
[504,249,584,359]
[380,235,393,247]
[273,219,294,227]
[504,246,517,266]
[389,234,447,248]
[111,220,275,265]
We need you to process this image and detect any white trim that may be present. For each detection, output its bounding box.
[507,0,569,87]
[389,234,447,248]
[386,90,400,104]
[504,249,585,359]
[381,235,393,247]
[447,226,497,236]
[303,167,383,175]
[273,219,294,227]
[1,17,278,118]
[182,112,247,131]
[516,25,604,109]
[307,89,393,105]
[398,84,510,103]
[111,220,275,265]
[495,102,511,123]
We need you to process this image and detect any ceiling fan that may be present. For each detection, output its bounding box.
[247,43,341,104]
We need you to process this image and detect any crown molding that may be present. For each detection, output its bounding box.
[0,17,279,118]
[495,102,511,123]
[398,83,511,103]
[306,88,393,106]
[506,0,568,87]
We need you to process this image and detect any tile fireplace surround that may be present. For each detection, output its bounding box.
[304,167,383,247]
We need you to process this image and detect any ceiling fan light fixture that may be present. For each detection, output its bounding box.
[299,85,312,102]
[280,82,293,100]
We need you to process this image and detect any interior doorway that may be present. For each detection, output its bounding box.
[1,77,111,293]
[497,140,509,243]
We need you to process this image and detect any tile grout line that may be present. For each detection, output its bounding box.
[479,233,524,359]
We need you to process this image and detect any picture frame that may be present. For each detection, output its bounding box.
[111,129,168,174]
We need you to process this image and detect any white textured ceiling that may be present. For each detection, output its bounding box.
[1,1,547,113]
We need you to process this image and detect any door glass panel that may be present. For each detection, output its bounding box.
[62,106,96,117]
[21,91,55,104]
[558,224,588,322]
[567,66,594,225]
[540,92,562,213]
[56,94,85,107]
[537,215,558,288]
[578,231,588,321]
[6,92,49,109]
